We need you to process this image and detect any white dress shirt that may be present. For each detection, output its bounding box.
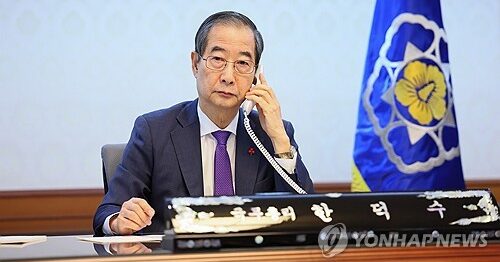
[198,105,238,196]
[103,105,297,235]
[197,105,297,195]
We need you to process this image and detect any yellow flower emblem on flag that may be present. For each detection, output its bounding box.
[394,61,447,125]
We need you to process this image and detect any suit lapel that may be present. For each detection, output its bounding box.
[235,110,260,195]
[171,100,204,196]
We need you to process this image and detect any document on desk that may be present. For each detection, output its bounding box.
[78,235,163,244]
[0,235,47,248]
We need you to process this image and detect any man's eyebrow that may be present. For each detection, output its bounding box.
[209,46,253,60]
[239,51,253,60]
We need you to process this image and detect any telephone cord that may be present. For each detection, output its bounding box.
[243,115,307,195]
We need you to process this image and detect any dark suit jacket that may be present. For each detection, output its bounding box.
[93,99,314,236]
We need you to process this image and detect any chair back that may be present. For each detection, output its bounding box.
[101,143,126,193]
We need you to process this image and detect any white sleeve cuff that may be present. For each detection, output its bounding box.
[103,212,120,235]
[273,150,297,174]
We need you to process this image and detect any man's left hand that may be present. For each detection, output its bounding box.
[244,72,291,153]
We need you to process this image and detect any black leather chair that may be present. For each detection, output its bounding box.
[101,143,126,193]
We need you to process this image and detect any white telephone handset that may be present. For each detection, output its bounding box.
[241,65,307,195]
[241,65,262,115]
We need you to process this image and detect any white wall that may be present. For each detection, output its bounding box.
[0,0,498,190]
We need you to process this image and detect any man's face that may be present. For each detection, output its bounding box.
[191,24,256,113]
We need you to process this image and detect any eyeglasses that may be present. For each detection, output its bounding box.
[198,54,256,74]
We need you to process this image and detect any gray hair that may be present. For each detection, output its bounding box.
[195,11,264,66]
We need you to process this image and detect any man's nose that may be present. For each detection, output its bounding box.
[220,63,235,85]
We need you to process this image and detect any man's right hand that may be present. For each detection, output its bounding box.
[110,197,155,235]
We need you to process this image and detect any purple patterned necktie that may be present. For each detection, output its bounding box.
[212,131,234,196]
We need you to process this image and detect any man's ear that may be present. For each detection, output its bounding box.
[190,52,199,75]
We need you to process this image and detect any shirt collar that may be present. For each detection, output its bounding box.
[197,104,239,137]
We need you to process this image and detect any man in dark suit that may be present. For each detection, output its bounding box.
[93,11,314,236]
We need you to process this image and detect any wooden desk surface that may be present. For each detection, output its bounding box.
[1,235,499,262]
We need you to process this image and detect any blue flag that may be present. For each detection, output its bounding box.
[352,0,465,191]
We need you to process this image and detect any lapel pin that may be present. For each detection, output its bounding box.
[248,147,255,156]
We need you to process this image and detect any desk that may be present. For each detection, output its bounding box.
[1,235,499,261]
